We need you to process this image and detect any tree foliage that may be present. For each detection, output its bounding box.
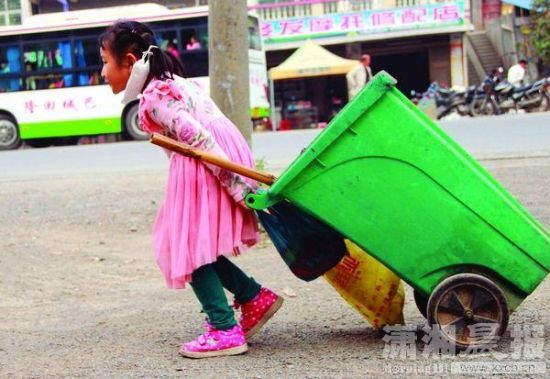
[530,0,550,64]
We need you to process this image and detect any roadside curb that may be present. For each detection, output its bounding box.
[475,150,550,161]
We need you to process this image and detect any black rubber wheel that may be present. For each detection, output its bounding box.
[482,97,499,115]
[456,102,470,116]
[427,273,509,351]
[471,97,499,116]
[414,290,428,318]
[536,92,550,112]
[124,103,148,141]
[469,98,485,117]
[0,115,21,150]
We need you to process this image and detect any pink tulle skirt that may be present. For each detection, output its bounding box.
[152,118,259,288]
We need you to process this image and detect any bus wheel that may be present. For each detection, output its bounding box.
[0,115,21,150]
[124,103,148,141]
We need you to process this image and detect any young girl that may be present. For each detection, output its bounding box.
[99,21,283,358]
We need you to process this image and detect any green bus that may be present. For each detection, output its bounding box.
[0,3,269,150]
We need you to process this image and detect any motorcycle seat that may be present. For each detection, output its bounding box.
[436,87,453,96]
[513,85,531,94]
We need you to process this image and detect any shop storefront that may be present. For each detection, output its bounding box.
[268,40,359,130]
[262,0,473,128]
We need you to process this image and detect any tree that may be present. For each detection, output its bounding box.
[530,0,550,64]
[208,0,252,145]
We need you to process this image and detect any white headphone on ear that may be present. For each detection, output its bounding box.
[121,45,159,105]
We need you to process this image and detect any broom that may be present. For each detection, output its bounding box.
[150,133,346,281]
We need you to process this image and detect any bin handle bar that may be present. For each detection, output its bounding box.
[150,133,277,185]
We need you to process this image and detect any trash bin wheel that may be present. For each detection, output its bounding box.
[427,273,509,350]
[413,290,428,318]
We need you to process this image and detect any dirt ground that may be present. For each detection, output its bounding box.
[1,157,549,378]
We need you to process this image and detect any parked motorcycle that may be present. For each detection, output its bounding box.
[494,77,550,113]
[411,82,469,120]
[463,84,481,116]
[469,73,501,116]
[412,74,549,118]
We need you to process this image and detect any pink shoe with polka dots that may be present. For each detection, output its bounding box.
[236,288,283,338]
[179,324,248,359]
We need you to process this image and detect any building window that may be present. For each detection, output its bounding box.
[0,0,22,26]
[173,0,208,7]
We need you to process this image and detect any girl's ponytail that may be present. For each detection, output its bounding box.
[149,47,185,80]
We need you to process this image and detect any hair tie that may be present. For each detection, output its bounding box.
[142,45,159,62]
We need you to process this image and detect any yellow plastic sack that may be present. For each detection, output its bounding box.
[323,240,405,328]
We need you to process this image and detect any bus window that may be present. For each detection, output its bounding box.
[0,45,21,73]
[196,26,208,49]
[180,26,208,77]
[71,68,103,87]
[24,73,68,90]
[156,30,179,59]
[181,27,206,51]
[181,49,208,77]
[23,40,74,88]
[74,38,102,86]
[75,38,101,68]
[248,16,262,51]
[0,77,21,92]
[0,45,21,92]
[23,41,72,71]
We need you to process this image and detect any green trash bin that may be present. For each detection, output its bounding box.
[247,72,550,350]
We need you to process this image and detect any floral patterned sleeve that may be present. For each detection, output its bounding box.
[139,80,253,203]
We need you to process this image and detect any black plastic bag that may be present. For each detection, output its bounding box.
[257,200,346,281]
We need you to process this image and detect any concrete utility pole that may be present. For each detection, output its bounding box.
[208,0,252,145]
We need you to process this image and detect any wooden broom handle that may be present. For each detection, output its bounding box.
[150,133,276,185]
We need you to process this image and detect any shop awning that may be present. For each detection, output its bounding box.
[501,0,533,9]
[269,40,360,80]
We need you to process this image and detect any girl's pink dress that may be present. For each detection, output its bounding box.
[139,77,260,289]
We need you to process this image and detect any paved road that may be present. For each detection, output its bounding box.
[1,155,549,378]
[1,112,549,178]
